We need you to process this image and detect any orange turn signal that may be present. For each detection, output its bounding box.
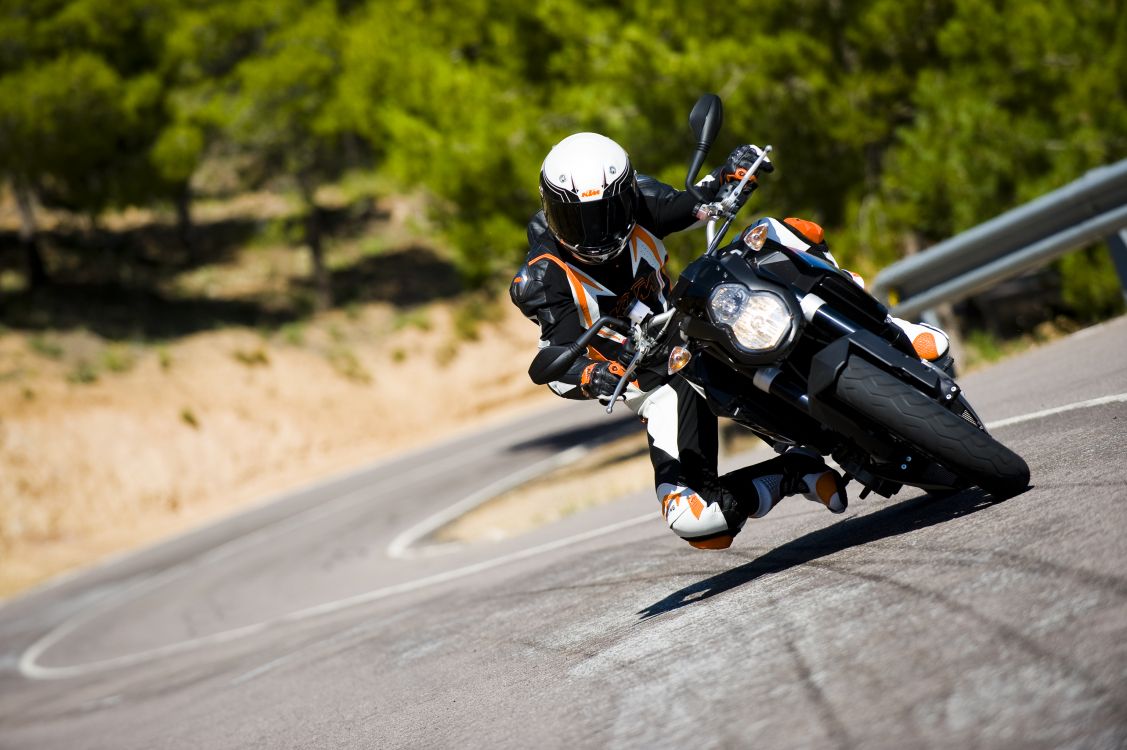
[667,346,693,374]
[744,224,768,251]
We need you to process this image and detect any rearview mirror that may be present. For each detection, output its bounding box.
[688,94,723,146]
[686,94,723,200]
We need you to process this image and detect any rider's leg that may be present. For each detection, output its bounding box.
[635,378,732,548]
[776,448,848,513]
[636,378,846,551]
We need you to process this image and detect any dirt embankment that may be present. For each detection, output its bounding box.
[0,302,557,598]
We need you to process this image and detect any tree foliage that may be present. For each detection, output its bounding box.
[1,0,1124,318]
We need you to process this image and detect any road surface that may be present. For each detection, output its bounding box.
[1,317,1125,749]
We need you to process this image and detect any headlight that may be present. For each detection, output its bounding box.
[708,284,793,352]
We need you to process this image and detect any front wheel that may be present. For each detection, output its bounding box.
[834,357,1030,496]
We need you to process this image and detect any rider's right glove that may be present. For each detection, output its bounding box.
[723,144,773,181]
[580,360,628,401]
[718,144,773,208]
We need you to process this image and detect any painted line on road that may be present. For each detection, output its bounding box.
[386,445,592,559]
[18,391,1126,680]
[14,445,532,679]
[984,393,1127,430]
[19,514,656,680]
[0,429,502,617]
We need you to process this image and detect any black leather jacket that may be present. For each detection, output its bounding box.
[510,174,705,398]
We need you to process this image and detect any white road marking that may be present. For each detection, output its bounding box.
[386,445,591,559]
[229,653,298,687]
[984,393,1127,430]
[0,437,494,616]
[17,391,1126,681]
[20,514,655,680]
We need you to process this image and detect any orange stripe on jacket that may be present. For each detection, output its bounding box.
[529,253,594,327]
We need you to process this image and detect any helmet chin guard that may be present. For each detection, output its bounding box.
[539,132,638,264]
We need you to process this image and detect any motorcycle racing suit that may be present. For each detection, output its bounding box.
[511,174,857,550]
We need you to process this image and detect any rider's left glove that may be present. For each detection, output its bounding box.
[580,360,629,402]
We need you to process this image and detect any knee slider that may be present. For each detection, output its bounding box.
[659,484,731,547]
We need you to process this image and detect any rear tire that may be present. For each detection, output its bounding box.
[835,357,1030,496]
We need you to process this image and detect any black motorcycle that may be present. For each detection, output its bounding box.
[529,94,1030,500]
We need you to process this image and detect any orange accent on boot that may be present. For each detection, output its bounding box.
[913,332,940,361]
[688,534,734,550]
[816,472,839,506]
[661,493,677,519]
[687,494,705,519]
[784,217,825,244]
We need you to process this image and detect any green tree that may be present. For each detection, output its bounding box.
[339,0,560,286]
[0,0,177,286]
[175,0,355,308]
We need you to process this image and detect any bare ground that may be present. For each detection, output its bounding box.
[0,302,557,598]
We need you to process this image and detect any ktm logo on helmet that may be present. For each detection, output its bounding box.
[581,189,602,198]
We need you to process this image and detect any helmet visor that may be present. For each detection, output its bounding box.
[546,190,637,260]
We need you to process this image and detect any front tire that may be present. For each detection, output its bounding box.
[835,357,1030,496]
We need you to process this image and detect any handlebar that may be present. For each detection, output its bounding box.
[527,316,629,385]
[527,308,681,413]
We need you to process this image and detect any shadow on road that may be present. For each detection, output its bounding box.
[508,413,643,454]
[638,486,1027,620]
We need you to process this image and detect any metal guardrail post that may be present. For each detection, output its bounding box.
[1108,229,1127,306]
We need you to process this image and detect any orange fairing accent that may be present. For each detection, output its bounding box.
[913,332,940,361]
[688,535,734,550]
[784,218,825,244]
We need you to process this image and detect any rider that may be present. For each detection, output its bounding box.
[510,132,951,550]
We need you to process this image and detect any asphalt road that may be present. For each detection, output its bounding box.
[1,317,1125,749]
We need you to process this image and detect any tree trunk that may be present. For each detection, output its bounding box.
[176,182,195,262]
[299,177,331,311]
[13,178,48,288]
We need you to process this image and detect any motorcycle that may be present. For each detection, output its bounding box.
[528,94,1030,500]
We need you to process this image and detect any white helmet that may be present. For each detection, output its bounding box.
[539,132,638,264]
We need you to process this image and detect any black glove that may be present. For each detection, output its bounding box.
[722,144,773,182]
[716,144,772,209]
[580,360,628,401]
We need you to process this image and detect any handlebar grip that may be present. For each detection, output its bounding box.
[527,316,630,385]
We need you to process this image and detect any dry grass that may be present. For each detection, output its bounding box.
[0,302,556,598]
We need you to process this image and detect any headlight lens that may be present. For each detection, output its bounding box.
[708,284,793,352]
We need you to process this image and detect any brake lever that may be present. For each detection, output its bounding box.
[703,144,773,257]
[605,346,646,414]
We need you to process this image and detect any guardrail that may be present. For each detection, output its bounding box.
[871,159,1127,319]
